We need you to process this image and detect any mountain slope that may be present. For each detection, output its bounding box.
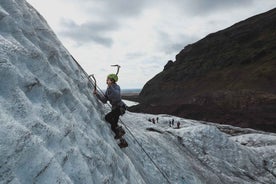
[133,8,276,132]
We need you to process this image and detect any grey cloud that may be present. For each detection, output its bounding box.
[65,0,253,17]
[157,31,200,57]
[66,0,148,18]
[58,0,150,47]
[173,0,253,15]
[166,36,200,54]
[126,52,145,60]
[139,60,163,76]
[59,19,119,47]
[101,0,148,17]
[165,43,186,55]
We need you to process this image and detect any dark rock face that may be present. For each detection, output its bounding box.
[130,8,276,132]
[163,60,174,71]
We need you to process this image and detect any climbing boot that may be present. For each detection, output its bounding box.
[118,138,128,148]
[114,126,125,139]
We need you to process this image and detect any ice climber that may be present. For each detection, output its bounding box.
[94,73,127,140]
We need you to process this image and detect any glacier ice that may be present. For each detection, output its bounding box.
[0,0,276,184]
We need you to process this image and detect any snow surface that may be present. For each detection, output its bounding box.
[0,0,276,184]
[123,100,139,107]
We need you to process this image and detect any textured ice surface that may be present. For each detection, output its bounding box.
[0,0,275,184]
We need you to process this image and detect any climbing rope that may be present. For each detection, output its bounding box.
[70,55,172,184]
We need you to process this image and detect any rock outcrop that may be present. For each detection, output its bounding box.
[131,8,276,132]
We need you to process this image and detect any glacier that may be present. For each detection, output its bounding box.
[0,0,276,183]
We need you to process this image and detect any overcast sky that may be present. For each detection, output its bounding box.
[27,0,276,89]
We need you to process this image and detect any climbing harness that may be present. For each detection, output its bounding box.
[70,55,172,184]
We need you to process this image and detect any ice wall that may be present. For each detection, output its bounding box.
[0,0,144,183]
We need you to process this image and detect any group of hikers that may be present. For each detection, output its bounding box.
[148,117,181,129]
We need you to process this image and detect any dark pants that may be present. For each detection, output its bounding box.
[105,108,121,133]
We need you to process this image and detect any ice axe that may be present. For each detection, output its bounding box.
[88,74,97,91]
[111,64,121,76]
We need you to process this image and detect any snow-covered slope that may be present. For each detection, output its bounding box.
[121,113,276,183]
[0,0,143,183]
[0,0,276,184]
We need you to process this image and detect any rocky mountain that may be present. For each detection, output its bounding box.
[132,8,276,132]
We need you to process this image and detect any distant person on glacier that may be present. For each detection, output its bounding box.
[94,74,127,140]
[177,121,180,129]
